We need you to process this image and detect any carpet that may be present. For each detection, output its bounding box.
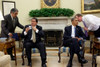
[11,51,92,67]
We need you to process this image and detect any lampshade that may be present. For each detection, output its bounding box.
[0,10,4,20]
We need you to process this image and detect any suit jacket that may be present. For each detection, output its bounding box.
[21,25,44,43]
[63,25,86,45]
[1,14,24,37]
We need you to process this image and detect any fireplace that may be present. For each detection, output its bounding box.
[44,30,63,47]
[37,17,68,47]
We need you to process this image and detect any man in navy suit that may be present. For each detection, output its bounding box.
[21,18,47,67]
[63,18,88,67]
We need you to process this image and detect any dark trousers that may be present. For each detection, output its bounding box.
[94,26,100,37]
[63,38,81,63]
[7,47,14,59]
[24,41,47,65]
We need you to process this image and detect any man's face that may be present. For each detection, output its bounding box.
[76,16,82,22]
[31,19,37,26]
[11,11,18,18]
[72,18,78,26]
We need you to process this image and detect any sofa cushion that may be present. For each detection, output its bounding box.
[96,56,100,64]
[0,55,11,67]
[0,51,4,57]
[32,48,39,53]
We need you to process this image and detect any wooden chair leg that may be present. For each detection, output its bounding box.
[81,63,83,67]
[67,53,69,57]
[22,48,25,65]
[58,47,61,63]
[92,56,96,67]
[13,45,17,65]
[90,40,93,53]
[67,48,70,57]
[58,52,61,63]
[92,54,98,67]
[22,54,25,65]
[95,59,97,67]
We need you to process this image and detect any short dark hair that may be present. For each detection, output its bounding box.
[31,17,38,23]
[71,17,76,22]
[10,8,18,13]
[75,14,82,17]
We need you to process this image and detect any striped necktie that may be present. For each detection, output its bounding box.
[12,18,15,27]
[82,21,88,37]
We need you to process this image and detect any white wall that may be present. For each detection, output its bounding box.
[0,0,100,32]
[0,0,2,31]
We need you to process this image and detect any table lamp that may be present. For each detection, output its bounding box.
[0,10,4,20]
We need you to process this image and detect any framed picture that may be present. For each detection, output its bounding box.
[41,0,60,8]
[2,1,15,16]
[81,0,100,14]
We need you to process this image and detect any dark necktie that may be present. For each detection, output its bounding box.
[82,21,88,37]
[74,26,77,37]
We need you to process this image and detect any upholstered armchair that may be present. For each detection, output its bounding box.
[58,39,86,67]
[96,56,100,67]
[0,51,11,67]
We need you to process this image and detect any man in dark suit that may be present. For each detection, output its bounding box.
[63,18,88,67]
[1,8,24,60]
[21,18,47,67]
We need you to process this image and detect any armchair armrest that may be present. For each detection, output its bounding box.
[0,51,4,56]
[0,55,11,67]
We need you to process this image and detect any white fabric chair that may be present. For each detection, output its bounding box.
[0,51,11,67]
[96,56,100,67]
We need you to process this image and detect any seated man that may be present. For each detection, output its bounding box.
[21,18,47,67]
[63,17,88,67]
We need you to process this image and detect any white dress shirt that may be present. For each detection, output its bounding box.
[24,26,39,40]
[71,25,76,38]
[82,14,100,31]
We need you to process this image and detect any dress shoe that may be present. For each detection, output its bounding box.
[28,63,32,67]
[42,64,47,67]
[79,58,88,64]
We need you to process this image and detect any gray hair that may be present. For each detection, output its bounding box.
[10,8,18,13]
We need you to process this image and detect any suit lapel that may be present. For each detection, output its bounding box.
[36,25,39,29]
[29,29,32,39]
[8,14,14,28]
[68,26,72,36]
[75,26,79,37]
[14,17,18,27]
[69,26,72,36]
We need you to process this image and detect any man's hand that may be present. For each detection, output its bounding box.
[77,38,81,41]
[32,26,37,31]
[84,27,88,31]
[25,27,30,33]
[8,33,13,37]
[75,37,81,41]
